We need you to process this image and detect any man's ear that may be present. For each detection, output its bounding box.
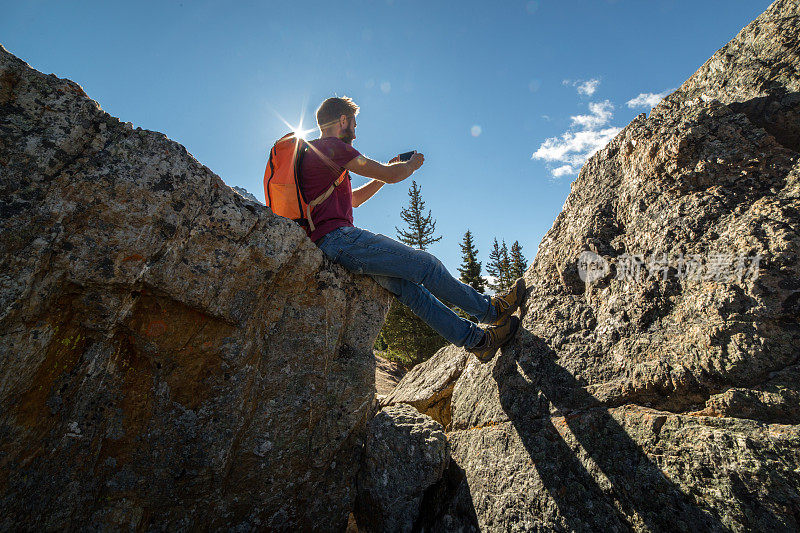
[339,114,349,128]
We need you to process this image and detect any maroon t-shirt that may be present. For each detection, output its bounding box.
[301,137,361,243]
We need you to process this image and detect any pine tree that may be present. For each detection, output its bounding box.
[395,181,441,250]
[509,240,528,280]
[379,299,447,366]
[378,180,446,367]
[458,230,486,293]
[499,240,511,291]
[486,238,502,292]
[487,238,512,292]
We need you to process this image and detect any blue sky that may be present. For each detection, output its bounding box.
[2,0,771,279]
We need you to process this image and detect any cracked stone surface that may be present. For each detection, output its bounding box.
[417,2,800,531]
[0,44,389,530]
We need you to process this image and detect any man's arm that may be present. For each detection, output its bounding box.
[345,153,424,184]
[352,179,385,208]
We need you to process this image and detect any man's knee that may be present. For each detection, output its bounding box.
[419,251,445,281]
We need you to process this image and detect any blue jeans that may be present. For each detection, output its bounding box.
[316,226,496,348]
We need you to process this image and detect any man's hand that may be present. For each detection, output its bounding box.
[408,152,424,172]
[389,152,425,169]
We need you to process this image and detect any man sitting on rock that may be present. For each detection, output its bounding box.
[304,96,524,362]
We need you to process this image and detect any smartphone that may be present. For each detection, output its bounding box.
[397,151,416,162]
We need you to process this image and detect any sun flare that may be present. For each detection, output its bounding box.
[292,125,315,140]
[271,102,315,141]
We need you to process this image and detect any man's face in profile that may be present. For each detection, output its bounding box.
[340,115,357,144]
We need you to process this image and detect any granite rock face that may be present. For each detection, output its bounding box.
[0,45,389,530]
[422,1,800,530]
[353,404,449,533]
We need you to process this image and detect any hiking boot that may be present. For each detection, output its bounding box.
[486,278,526,326]
[467,315,520,363]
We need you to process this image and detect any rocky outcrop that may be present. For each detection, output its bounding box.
[232,185,261,204]
[353,404,449,533]
[415,1,800,530]
[382,345,468,429]
[0,45,389,530]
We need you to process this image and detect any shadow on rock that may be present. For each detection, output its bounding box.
[414,460,480,533]
[493,328,728,532]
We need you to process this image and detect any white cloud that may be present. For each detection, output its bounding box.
[532,99,621,178]
[563,78,600,96]
[533,127,621,166]
[551,165,574,177]
[570,100,613,129]
[577,79,600,96]
[626,89,672,109]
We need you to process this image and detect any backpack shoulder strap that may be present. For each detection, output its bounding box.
[302,140,350,233]
[306,139,347,176]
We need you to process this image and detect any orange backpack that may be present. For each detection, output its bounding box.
[263,132,348,234]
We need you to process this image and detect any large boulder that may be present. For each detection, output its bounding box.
[353,404,449,533]
[382,345,468,429]
[422,1,800,530]
[0,45,388,530]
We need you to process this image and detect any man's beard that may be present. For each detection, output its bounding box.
[339,120,356,144]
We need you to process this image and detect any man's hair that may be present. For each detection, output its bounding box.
[316,96,359,129]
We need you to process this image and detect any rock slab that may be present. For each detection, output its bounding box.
[0,44,388,530]
[382,344,468,429]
